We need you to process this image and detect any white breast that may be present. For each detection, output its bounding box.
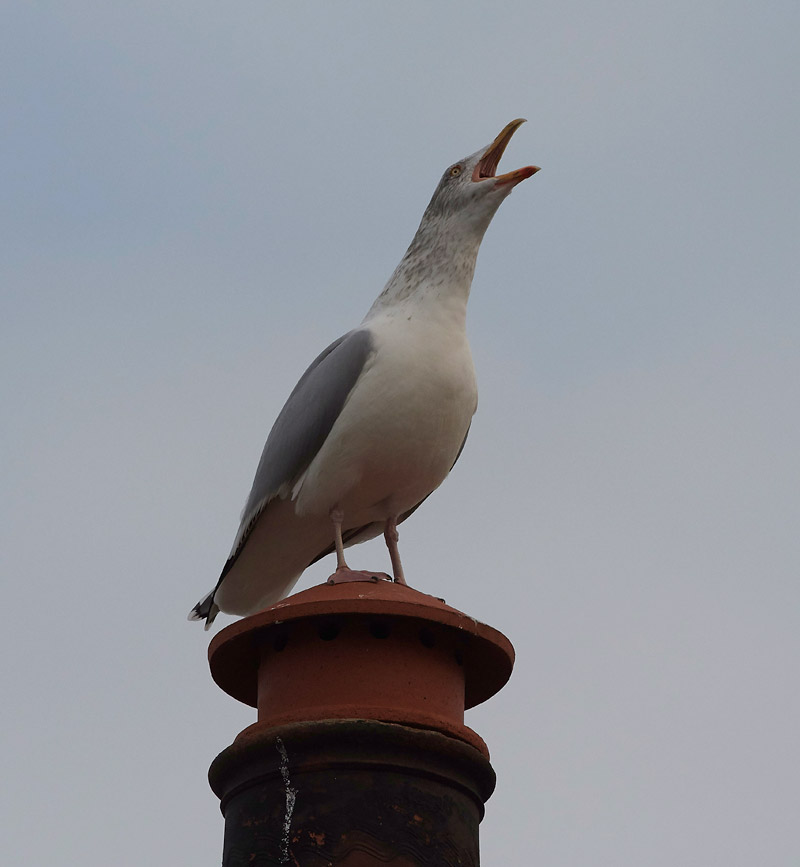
[293,309,477,523]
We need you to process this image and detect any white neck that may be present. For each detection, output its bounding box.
[365,212,489,327]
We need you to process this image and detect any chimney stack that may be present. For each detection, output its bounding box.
[207,577,514,865]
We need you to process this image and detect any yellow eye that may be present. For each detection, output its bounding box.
[449,165,462,177]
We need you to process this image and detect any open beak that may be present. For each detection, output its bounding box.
[473,118,540,187]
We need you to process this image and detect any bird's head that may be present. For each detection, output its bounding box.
[420,118,540,236]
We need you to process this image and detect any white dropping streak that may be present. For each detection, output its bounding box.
[275,737,297,863]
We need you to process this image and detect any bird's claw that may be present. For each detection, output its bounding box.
[327,568,392,585]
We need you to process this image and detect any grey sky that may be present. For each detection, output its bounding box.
[3,1,798,864]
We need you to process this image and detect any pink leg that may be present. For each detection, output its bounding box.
[327,505,392,585]
[384,516,407,585]
[329,505,350,571]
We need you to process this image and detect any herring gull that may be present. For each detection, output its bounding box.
[189,119,539,628]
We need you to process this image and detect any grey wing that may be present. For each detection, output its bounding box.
[188,328,374,627]
[232,327,374,558]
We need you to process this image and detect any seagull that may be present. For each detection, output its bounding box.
[189,119,539,628]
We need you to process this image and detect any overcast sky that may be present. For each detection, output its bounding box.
[3,1,799,864]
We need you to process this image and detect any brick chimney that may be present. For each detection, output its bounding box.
[207,577,514,865]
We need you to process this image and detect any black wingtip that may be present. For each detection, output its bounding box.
[188,590,219,630]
